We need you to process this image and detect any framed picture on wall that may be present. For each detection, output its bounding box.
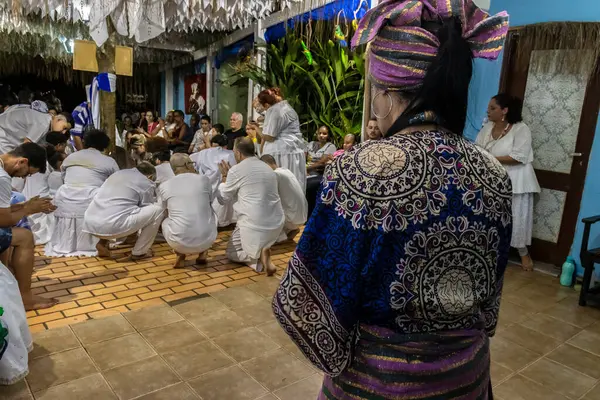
[184,74,207,115]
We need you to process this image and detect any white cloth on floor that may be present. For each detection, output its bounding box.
[159,173,217,254]
[511,193,534,249]
[218,157,284,260]
[22,163,54,245]
[45,148,119,257]
[0,107,51,153]
[155,162,175,186]
[0,262,33,386]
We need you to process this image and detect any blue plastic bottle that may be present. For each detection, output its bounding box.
[560,256,575,287]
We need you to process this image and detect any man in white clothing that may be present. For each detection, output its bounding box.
[260,154,307,242]
[159,153,217,268]
[218,137,284,275]
[83,162,164,260]
[152,150,175,186]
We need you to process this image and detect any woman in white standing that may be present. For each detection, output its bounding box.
[476,94,540,270]
[45,130,119,257]
[256,88,307,192]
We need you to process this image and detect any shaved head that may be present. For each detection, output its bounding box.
[170,153,195,174]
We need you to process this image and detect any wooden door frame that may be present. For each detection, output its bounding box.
[499,27,600,266]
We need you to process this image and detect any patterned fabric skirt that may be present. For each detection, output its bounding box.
[320,324,492,400]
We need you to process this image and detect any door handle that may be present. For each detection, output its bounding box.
[570,153,583,157]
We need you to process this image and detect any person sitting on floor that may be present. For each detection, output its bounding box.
[218,137,284,275]
[152,150,175,187]
[45,129,119,257]
[83,162,164,260]
[0,143,57,310]
[159,153,217,268]
[260,154,307,243]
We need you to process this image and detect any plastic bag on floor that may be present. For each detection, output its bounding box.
[0,262,32,386]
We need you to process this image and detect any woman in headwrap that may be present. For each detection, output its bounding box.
[272,1,511,399]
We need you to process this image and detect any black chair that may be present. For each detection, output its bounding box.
[579,215,600,306]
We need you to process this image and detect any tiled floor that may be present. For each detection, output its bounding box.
[5,230,600,399]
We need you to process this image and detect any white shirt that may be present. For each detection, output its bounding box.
[191,146,237,197]
[262,101,306,156]
[48,171,63,197]
[475,122,540,194]
[0,107,51,153]
[83,168,158,236]
[155,163,175,186]
[274,168,307,226]
[158,173,217,249]
[23,162,52,199]
[0,167,12,209]
[308,141,336,161]
[217,157,285,232]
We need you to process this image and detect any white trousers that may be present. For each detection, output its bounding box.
[226,225,280,270]
[93,205,165,256]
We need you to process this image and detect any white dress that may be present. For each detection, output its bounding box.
[192,147,237,227]
[274,168,307,242]
[0,106,51,154]
[218,157,285,264]
[262,101,307,192]
[475,122,541,248]
[158,173,217,254]
[45,149,119,257]
[22,162,55,245]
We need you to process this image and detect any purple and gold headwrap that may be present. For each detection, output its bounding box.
[351,0,509,90]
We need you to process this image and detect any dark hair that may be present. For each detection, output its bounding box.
[201,115,211,123]
[317,125,331,141]
[257,89,279,106]
[260,154,277,166]
[234,137,256,157]
[173,110,184,118]
[136,161,156,177]
[492,94,523,124]
[45,131,68,147]
[391,17,473,135]
[47,146,66,170]
[146,136,169,153]
[211,134,228,147]
[153,150,171,163]
[9,143,47,173]
[213,123,225,134]
[83,129,111,151]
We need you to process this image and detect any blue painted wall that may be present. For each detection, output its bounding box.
[469,0,600,274]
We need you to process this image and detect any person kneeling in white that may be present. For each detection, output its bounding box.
[83,162,164,259]
[260,154,307,242]
[159,153,217,269]
[218,137,284,275]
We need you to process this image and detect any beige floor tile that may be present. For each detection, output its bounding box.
[586,321,600,336]
[497,324,561,355]
[210,287,265,309]
[521,358,597,399]
[490,336,541,371]
[242,349,315,391]
[256,321,295,347]
[498,301,535,326]
[246,279,281,299]
[187,309,248,338]
[26,348,97,392]
[233,300,277,326]
[123,304,183,331]
[491,361,513,386]
[583,383,600,400]
[542,302,600,329]
[141,321,206,354]
[30,327,81,359]
[214,327,281,362]
[135,383,199,400]
[71,314,135,345]
[162,342,234,380]
[173,296,227,319]
[33,373,116,400]
[255,395,278,400]
[103,356,180,400]
[520,313,582,341]
[188,365,267,400]
[502,291,557,312]
[273,374,323,400]
[0,379,32,400]
[494,374,569,400]
[547,344,600,379]
[569,331,600,357]
[86,333,156,371]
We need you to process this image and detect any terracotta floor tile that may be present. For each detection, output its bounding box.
[45,315,89,330]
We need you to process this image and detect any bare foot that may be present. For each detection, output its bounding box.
[286,229,300,242]
[521,254,534,271]
[22,293,59,311]
[196,251,208,265]
[173,253,186,269]
[130,250,154,261]
[96,240,111,258]
[261,248,277,276]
